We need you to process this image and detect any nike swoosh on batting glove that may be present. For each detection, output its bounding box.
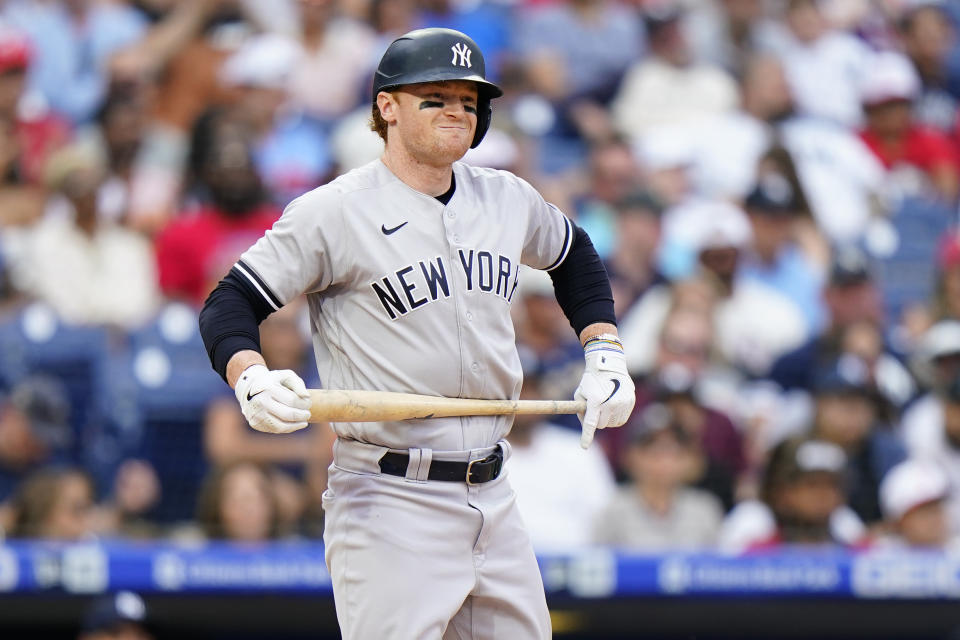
[574,335,636,449]
[234,364,312,434]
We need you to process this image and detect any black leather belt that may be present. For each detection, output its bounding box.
[378,446,504,485]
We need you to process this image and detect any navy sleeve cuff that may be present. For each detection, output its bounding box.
[548,223,616,336]
[199,267,276,383]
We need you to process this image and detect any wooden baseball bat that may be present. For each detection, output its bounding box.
[309,389,586,423]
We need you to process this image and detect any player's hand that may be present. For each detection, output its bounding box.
[234,364,312,434]
[574,339,635,449]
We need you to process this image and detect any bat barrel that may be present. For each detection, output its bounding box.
[309,389,585,423]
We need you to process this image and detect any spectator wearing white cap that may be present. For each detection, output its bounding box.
[901,362,960,534]
[902,320,960,454]
[878,458,954,548]
[718,437,867,551]
[621,199,807,378]
[858,50,960,202]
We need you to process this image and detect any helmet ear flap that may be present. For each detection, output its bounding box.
[471,97,491,149]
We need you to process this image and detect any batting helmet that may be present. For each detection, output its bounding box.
[372,28,503,148]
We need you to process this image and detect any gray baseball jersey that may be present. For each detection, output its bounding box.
[236,158,573,451]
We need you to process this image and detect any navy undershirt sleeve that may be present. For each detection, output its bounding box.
[199,267,276,383]
[548,223,616,336]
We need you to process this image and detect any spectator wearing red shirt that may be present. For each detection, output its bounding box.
[155,110,280,305]
[858,51,960,202]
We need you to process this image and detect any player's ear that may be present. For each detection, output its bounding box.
[377,91,399,125]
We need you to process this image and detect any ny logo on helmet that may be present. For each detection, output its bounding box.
[451,42,472,68]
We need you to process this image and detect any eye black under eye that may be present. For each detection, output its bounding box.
[419,100,443,109]
[464,105,477,114]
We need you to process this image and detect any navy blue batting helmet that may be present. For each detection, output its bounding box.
[372,28,502,148]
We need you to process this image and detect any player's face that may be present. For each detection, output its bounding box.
[385,81,478,167]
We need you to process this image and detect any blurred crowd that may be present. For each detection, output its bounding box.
[2,0,960,558]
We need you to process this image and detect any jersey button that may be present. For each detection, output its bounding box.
[466,311,473,321]
[446,210,456,219]
[453,234,461,243]
[471,362,480,372]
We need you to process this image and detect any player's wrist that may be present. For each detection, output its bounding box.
[582,334,628,374]
[582,333,623,354]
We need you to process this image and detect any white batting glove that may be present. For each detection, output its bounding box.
[234,364,312,434]
[574,335,636,449]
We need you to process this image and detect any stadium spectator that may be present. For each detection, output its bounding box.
[682,0,780,76]
[603,190,667,319]
[195,460,282,542]
[0,25,69,227]
[124,1,255,233]
[78,591,153,640]
[625,199,807,377]
[858,51,960,203]
[4,142,160,327]
[901,371,960,534]
[809,356,905,525]
[901,319,960,454]
[6,466,95,540]
[898,2,960,144]
[219,33,332,207]
[766,0,873,127]
[513,0,643,169]
[94,459,162,539]
[2,0,148,124]
[570,138,644,258]
[154,109,280,305]
[933,231,960,323]
[611,3,737,143]
[878,459,955,549]
[688,50,886,244]
[287,0,378,123]
[515,0,643,107]
[0,376,71,502]
[86,83,148,224]
[739,171,827,334]
[601,308,746,508]
[593,403,724,550]
[718,438,866,551]
[507,367,615,550]
[769,247,886,391]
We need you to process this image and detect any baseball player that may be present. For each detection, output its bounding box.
[199,28,634,639]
